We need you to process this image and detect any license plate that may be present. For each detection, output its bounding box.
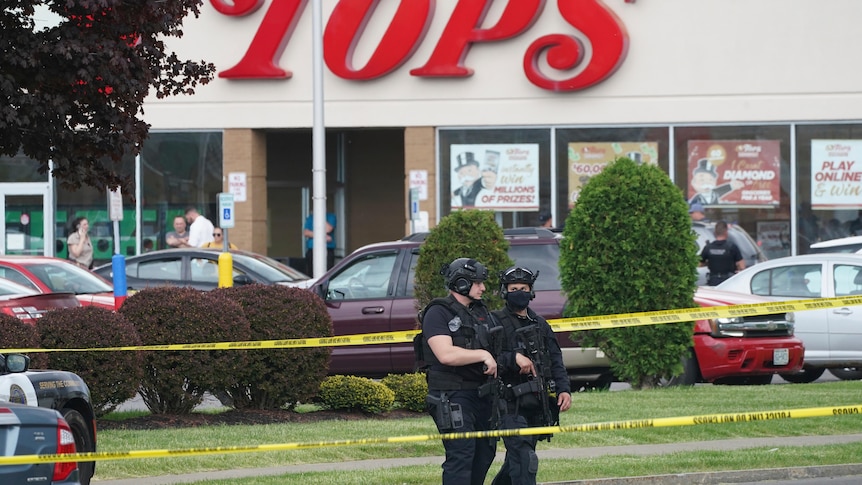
[773,348,790,366]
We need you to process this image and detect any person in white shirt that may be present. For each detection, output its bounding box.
[185,207,215,248]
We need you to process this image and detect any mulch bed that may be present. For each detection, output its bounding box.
[97,408,424,431]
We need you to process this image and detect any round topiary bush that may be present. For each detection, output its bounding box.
[37,306,143,417]
[413,209,512,310]
[319,375,395,414]
[560,157,699,389]
[381,373,427,412]
[213,284,332,410]
[0,314,46,369]
[119,287,251,414]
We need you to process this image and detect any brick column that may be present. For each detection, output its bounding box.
[404,127,436,234]
[223,129,267,254]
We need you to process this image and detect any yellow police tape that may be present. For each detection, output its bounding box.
[4,295,862,354]
[0,403,859,466]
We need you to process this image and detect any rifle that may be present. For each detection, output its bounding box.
[515,324,559,439]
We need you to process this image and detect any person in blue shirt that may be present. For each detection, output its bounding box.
[303,212,336,273]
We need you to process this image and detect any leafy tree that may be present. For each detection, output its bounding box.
[0,1,215,191]
[559,157,699,389]
[414,209,512,311]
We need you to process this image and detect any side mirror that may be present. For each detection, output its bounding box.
[233,275,255,286]
[4,354,30,373]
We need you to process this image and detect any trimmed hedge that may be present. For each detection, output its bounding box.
[37,307,143,417]
[319,375,395,414]
[120,287,251,414]
[214,284,332,410]
[381,373,427,412]
[0,314,46,369]
[560,157,698,389]
[413,209,512,311]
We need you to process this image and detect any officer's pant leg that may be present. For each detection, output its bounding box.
[428,390,496,485]
[498,413,538,485]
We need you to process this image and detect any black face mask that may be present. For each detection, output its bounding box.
[504,290,532,311]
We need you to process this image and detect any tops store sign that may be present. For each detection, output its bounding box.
[211,0,630,92]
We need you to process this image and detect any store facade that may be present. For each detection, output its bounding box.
[2,0,862,269]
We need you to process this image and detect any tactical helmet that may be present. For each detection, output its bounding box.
[441,258,489,296]
[499,266,538,298]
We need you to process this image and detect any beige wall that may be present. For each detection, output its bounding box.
[404,127,437,234]
[223,129,267,254]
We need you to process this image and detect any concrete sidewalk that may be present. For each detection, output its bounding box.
[93,433,862,484]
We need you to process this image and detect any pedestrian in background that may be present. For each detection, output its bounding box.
[185,207,214,248]
[67,216,93,269]
[700,220,745,285]
[203,228,237,249]
[303,212,336,272]
[166,215,190,248]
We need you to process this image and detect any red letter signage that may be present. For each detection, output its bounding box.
[325,0,434,80]
[213,0,630,91]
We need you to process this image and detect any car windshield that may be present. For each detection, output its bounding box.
[233,253,309,282]
[23,262,113,294]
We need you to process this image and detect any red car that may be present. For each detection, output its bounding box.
[0,278,81,325]
[0,256,115,310]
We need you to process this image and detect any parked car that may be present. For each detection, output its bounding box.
[0,256,114,310]
[92,248,311,292]
[0,277,81,325]
[309,228,802,389]
[0,353,96,485]
[717,253,862,383]
[692,221,767,285]
[808,235,862,254]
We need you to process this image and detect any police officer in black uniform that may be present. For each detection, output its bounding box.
[491,266,571,485]
[700,220,745,286]
[419,257,499,485]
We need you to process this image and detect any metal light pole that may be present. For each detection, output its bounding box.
[311,0,327,278]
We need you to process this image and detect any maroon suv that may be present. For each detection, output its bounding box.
[310,228,803,388]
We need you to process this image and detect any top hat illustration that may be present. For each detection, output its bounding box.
[693,158,717,177]
[455,152,479,171]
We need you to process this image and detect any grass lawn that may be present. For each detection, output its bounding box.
[92,380,862,483]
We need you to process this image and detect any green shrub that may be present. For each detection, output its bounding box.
[213,284,332,410]
[0,314,47,369]
[319,375,395,414]
[37,307,143,417]
[120,287,251,414]
[560,157,699,389]
[381,373,427,412]
[413,209,512,310]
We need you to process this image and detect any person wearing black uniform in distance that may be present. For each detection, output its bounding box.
[491,266,571,485]
[700,220,745,285]
[418,257,499,485]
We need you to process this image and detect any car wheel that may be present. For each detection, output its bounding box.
[829,367,862,381]
[570,372,614,392]
[658,351,699,387]
[62,408,95,485]
[779,367,826,384]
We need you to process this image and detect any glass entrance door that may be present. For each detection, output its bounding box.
[0,182,54,256]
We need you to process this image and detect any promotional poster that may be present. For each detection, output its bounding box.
[567,142,659,206]
[687,140,781,207]
[450,144,540,211]
[810,140,862,209]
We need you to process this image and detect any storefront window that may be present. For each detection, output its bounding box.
[141,131,223,251]
[438,129,551,228]
[0,151,49,182]
[555,126,670,223]
[674,125,792,259]
[795,124,862,253]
